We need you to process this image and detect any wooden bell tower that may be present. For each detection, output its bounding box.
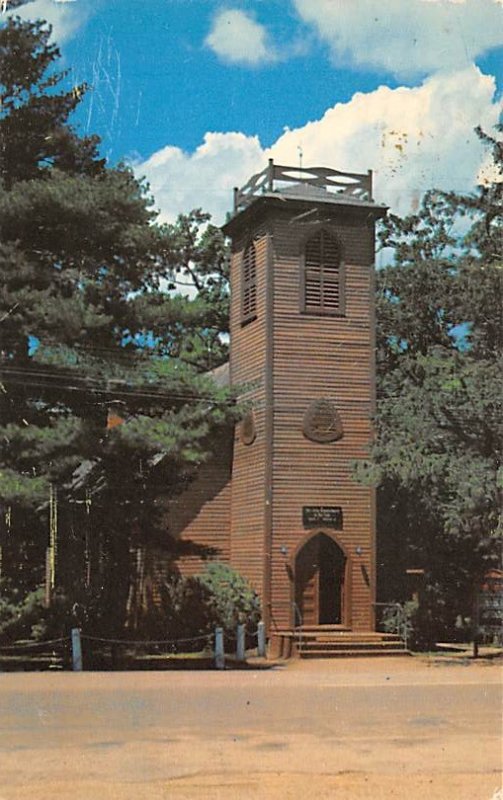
[222,160,387,633]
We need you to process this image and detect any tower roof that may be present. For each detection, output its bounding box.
[222,160,387,236]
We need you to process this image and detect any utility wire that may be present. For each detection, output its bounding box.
[0,376,238,406]
[0,364,237,403]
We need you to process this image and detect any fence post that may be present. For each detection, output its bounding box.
[236,624,245,661]
[71,628,83,672]
[257,621,266,658]
[214,627,224,670]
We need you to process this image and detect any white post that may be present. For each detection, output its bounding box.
[236,624,245,661]
[214,627,225,670]
[257,621,266,658]
[71,627,83,671]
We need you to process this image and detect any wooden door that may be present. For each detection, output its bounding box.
[295,536,320,625]
[295,536,321,625]
[295,534,346,626]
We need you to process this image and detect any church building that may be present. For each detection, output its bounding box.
[167,160,387,645]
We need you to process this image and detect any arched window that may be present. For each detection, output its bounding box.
[241,240,257,323]
[302,229,344,315]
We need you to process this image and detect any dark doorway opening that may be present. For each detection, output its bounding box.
[295,533,346,626]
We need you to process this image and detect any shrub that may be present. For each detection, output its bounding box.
[381,600,417,647]
[195,562,261,635]
[381,594,455,651]
[130,564,260,644]
[136,575,215,642]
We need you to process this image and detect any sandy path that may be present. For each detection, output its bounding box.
[0,657,501,799]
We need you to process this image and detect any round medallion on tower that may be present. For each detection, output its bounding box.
[303,399,343,443]
[240,411,257,445]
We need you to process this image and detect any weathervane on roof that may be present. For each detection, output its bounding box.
[297,145,303,173]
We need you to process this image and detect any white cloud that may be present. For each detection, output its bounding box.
[136,132,265,224]
[292,0,503,78]
[269,67,500,216]
[137,66,501,224]
[12,0,88,43]
[205,9,277,66]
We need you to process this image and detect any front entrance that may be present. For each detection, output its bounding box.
[295,533,347,626]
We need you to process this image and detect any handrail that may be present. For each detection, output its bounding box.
[233,159,373,214]
[373,601,409,650]
[293,601,304,652]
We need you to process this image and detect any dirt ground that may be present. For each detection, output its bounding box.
[0,655,501,800]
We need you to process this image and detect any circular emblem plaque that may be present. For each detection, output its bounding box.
[240,411,256,445]
[303,399,343,443]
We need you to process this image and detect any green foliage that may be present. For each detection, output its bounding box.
[380,600,417,643]
[123,565,261,644]
[0,580,45,640]
[133,575,215,642]
[196,562,261,634]
[0,17,103,186]
[380,598,451,651]
[0,580,128,642]
[365,125,503,642]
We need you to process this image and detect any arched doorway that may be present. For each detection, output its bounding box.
[295,533,347,626]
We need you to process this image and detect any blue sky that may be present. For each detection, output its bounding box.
[9,0,503,223]
[65,1,408,162]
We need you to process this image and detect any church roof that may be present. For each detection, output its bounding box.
[206,360,230,388]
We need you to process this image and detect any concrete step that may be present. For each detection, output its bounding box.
[293,626,398,635]
[294,632,401,642]
[298,640,405,651]
[270,628,408,660]
[295,625,352,632]
[299,648,409,658]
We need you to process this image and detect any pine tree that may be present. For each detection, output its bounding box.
[362,128,502,644]
[0,17,234,635]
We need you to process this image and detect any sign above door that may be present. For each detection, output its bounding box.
[302,506,343,529]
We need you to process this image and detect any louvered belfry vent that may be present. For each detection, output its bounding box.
[242,241,257,323]
[304,230,342,314]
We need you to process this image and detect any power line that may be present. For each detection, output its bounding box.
[0,381,237,407]
[1,337,228,362]
[0,367,237,406]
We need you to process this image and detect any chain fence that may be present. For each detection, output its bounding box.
[0,621,266,671]
[0,636,71,670]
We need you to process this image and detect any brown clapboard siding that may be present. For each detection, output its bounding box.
[268,211,376,631]
[228,228,269,601]
[149,441,233,609]
[168,438,233,578]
